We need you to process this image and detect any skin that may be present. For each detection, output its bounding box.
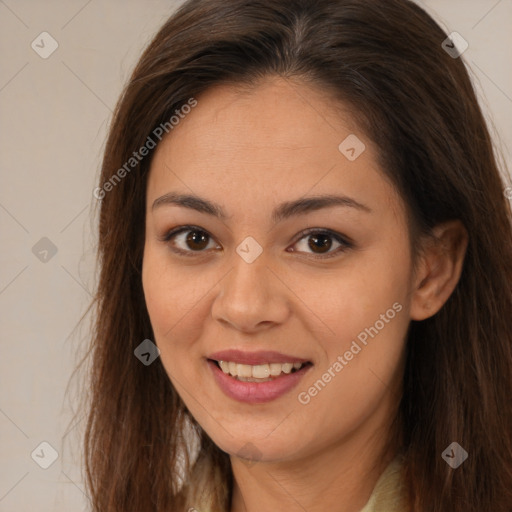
[142,76,467,512]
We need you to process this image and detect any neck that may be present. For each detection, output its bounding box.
[229,406,399,512]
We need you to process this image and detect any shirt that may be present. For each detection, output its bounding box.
[359,456,408,512]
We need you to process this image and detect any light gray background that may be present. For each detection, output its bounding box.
[1,1,511,510]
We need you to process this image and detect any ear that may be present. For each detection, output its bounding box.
[410,220,468,321]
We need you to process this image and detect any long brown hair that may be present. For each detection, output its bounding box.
[73,0,512,510]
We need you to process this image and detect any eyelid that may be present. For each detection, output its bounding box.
[159,225,353,258]
[289,227,353,259]
[292,227,353,247]
[158,224,220,257]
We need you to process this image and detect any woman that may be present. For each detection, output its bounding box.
[79,0,512,510]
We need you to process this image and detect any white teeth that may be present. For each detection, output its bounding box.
[236,363,253,378]
[281,363,293,374]
[252,364,270,379]
[269,363,282,376]
[217,360,305,379]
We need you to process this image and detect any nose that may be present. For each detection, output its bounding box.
[211,253,291,334]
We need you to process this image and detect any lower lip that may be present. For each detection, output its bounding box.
[207,360,312,404]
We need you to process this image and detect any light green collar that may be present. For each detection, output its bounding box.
[359,456,407,512]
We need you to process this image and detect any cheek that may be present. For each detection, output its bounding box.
[141,245,215,377]
[296,237,412,348]
[142,242,202,330]
[142,253,176,336]
[292,298,408,458]
[295,241,411,422]
[142,248,191,354]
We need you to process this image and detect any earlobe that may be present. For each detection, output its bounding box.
[410,220,468,321]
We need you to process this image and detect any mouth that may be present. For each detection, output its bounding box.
[206,352,313,403]
[209,359,312,382]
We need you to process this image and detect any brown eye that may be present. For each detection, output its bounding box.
[162,226,351,259]
[290,229,352,259]
[307,233,333,254]
[162,226,219,255]
[184,230,210,251]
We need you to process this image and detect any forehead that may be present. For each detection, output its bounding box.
[146,77,404,224]
[156,77,359,157]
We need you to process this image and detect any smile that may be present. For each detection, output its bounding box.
[216,360,307,381]
[207,353,313,403]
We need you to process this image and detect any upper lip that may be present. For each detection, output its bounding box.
[208,349,311,365]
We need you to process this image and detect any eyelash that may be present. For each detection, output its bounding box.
[159,224,353,259]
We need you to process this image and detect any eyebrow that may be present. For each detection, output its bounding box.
[151,192,371,223]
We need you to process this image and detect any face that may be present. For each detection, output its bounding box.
[142,76,415,464]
